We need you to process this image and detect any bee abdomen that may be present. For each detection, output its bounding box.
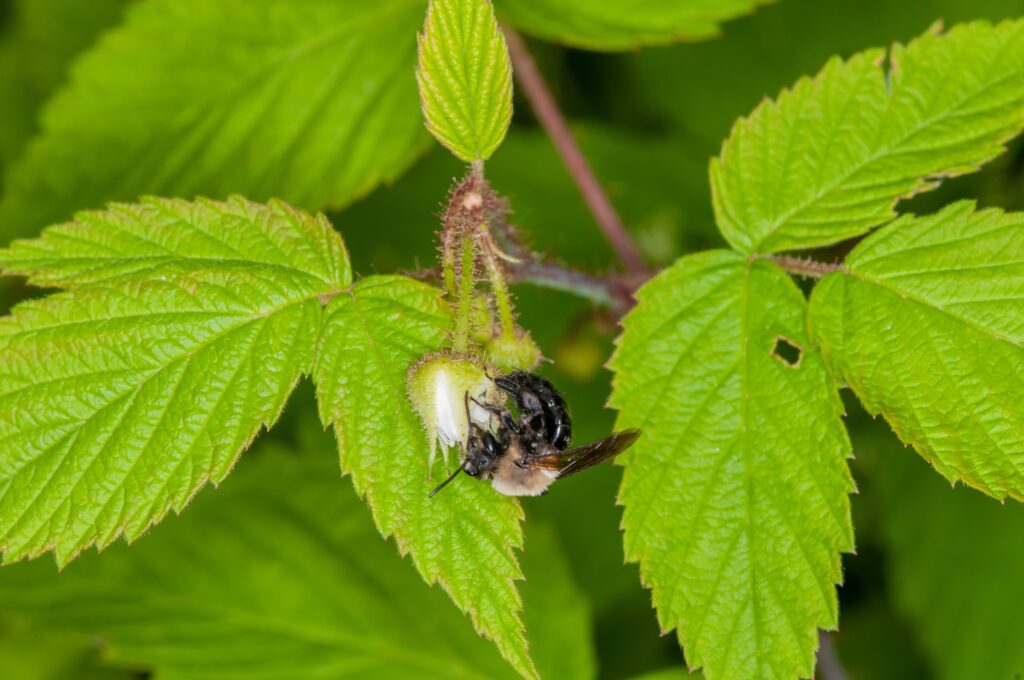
[495,371,573,450]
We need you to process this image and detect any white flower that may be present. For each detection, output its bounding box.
[407,355,494,474]
[432,367,473,449]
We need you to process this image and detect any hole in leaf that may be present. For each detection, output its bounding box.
[772,336,802,367]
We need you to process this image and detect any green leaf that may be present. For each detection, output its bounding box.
[1,196,353,289]
[313,275,535,679]
[809,200,1024,500]
[7,0,131,98]
[417,0,512,161]
[609,251,854,680]
[0,0,130,171]
[711,19,1024,253]
[881,450,1024,679]
[494,0,769,50]
[0,196,349,565]
[626,669,703,680]
[625,0,1024,152]
[0,0,428,241]
[0,623,131,680]
[0,444,594,679]
[520,524,597,680]
[0,36,35,176]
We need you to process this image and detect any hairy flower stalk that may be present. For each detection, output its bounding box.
[410,168,542,470]
[479,226,517,341]
[454,236,476,351]
[437,167,539,363]
[440,230,457,298]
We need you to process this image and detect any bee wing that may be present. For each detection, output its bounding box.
[528,429,640,478]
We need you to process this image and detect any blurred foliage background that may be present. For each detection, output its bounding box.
[2,0,1024,678]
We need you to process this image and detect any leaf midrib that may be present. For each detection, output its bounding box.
[12,255,337,291]
[0,292,321,485]
[753,30,1023,250]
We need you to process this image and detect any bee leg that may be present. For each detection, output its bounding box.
[501,411,519,434]
[469,396,503,415]
[462,392,474,449]
[469,397,519,432]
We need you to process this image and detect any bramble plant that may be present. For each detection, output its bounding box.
[1,1,1024,679]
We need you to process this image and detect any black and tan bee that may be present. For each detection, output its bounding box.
[429,371,640,497]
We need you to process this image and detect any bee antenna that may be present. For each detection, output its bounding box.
[428,466,463,498]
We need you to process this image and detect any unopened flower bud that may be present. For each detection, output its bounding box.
[485,330,541,373]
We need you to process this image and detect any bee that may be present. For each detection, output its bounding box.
[429,371,640,497]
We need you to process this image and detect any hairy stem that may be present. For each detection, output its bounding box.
[762,254,843,279]
[479,230,517,340]
[454,237,476,351]
[510,259,632,314]
[502,24,650,277]
[407,258,634,318]
[441,232,457,297]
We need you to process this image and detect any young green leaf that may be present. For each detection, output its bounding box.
[494,0,769,50]
[417,0,513,161]
[809,200,1024,501]
[0,197,349,566]
[0,0,428,241]
[712,19,1024,253]
[0,446,594,679]
[609,251,854,680]
[313,276,535,679]
[881,450,1024,680]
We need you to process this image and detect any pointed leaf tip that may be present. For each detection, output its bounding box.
[417,0,513,161]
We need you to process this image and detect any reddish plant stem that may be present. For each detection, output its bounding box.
[817,632,850,680]
[502,24,650,277]
[405,258,633,318]
[510,258,633,315]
